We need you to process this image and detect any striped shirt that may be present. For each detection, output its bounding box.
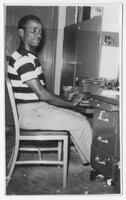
[8,47,46,104]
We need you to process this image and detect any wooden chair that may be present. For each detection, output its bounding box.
[6,75,69,188]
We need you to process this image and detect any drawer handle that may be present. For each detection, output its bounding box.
[97,136,109,144]
[95,156,106,165]
[98,110,109,122]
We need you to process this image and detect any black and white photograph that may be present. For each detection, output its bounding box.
[1,0,125,198]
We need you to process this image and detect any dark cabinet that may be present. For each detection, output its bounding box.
[90,96,120,191]
[60,16,101,95]
[91,145,115,178]
[76,17,101,79]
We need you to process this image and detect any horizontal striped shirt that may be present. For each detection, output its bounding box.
[8,47,46,104]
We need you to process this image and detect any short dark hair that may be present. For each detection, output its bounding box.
[18,15,42,30]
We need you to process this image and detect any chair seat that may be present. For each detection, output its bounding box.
[20,129,69,136]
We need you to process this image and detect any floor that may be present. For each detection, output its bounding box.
[6,126,120,195]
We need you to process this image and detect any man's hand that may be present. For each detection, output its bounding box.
[71,93,84,106]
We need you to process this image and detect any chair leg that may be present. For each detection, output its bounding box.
[63,136,68,188]
[57,141,62,169]
[58,141,62,161]
[7,147,15,169]
[6,141,19,187]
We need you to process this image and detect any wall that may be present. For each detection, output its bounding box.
[99,4,122,80]
[65,6,77,26]
[5,6,58,90]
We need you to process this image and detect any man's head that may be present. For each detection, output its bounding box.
[18,15,43,50]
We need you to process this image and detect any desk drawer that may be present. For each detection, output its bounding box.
[91,145,114,178]
[93,109,116,129]
[93,129,115,156]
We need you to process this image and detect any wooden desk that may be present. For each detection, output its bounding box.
[91,93,119,106]
[90,93,120,192]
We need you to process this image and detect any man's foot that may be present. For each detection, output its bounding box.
[81,160,90,166]
[83,162,90,166]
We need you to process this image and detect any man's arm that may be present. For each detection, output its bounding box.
[25,78,82,108]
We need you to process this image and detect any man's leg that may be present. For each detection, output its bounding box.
[17,102,93,163]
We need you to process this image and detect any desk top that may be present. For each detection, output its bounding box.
[91,93,119,106]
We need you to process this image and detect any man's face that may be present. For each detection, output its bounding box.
[23,20,42,49]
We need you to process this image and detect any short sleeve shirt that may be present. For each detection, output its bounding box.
[8,47,45,104]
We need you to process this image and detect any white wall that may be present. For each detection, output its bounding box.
[99,4,122,80]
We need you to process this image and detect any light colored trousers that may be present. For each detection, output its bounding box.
[17,102,93,164]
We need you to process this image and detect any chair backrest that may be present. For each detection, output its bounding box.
[6,73,20,137]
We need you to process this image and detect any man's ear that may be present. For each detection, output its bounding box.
[18,29,24,38]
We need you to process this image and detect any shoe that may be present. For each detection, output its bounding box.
[83,162,90,166]
[81,161,90,166]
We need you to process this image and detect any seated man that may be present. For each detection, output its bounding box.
[8,15,93,165]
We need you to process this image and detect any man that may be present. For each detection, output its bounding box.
[8,15,92,165]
